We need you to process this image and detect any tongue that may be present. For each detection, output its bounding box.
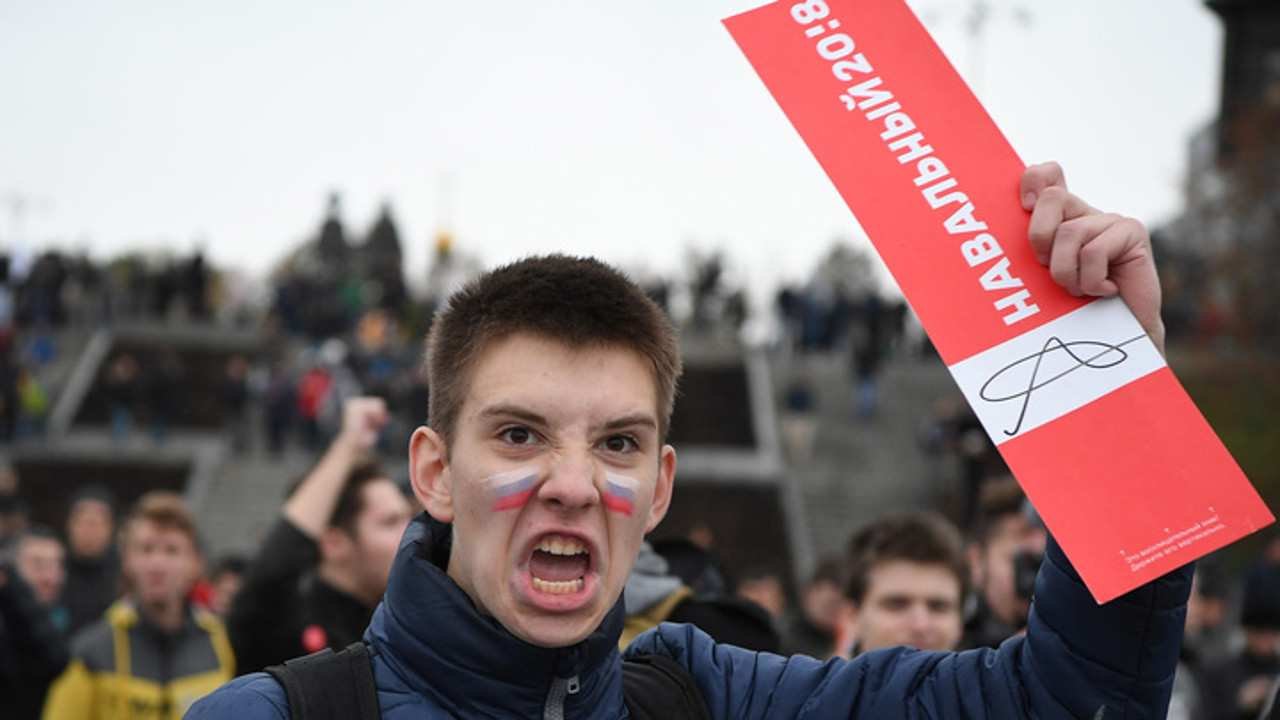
[529,550,589,582]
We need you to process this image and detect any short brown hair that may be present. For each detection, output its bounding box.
[844,511,967,605]
[424,255,682,443]
[122,491,200,550]
[971,476,1026,547]
[285,457,390,535]
[330,459,391,535]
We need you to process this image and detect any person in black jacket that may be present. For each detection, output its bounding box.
[227,397,412,673]
[1202,562,1280,720]
[961,478,1046,650]
[14,526,68,632]
[60,485,120,637]
[0,556,69,720]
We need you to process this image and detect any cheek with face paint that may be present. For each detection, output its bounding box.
[487,467,540,512]
[602,473,638,517]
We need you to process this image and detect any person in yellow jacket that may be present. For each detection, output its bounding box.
[43,491,233,719]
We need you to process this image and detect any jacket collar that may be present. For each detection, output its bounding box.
[366,514,626,716]
[108,599,201,639]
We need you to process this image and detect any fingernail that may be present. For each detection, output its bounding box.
[1022,192,1036,210]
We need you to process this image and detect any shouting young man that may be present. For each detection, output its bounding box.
[191,164,1192,719]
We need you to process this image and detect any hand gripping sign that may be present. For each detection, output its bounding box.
[724,0,1274,602]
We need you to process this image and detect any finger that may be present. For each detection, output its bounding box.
[1049,213,1121,297]
[1065,215,1164,346]
[1103,220,1163,345]
[1028,187,1099,265]
[1020,161,1066,210]
[1027,186,1068,264]
[1078,225,1126,298]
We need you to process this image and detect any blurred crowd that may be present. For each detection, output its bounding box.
[0,195,773,455]
[0,200,1275,719]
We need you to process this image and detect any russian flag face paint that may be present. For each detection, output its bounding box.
[602,473,638,517]
[487,468,539,512]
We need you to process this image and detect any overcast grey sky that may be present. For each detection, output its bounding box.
[0,1,1221,296]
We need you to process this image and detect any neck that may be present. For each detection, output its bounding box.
[318,563,374,607]
[139,597,186,632]
[1245,633,1279,659]
[73,549,106,565]
[445,547,488,617]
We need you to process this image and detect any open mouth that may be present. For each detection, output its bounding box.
[528,534,592,595]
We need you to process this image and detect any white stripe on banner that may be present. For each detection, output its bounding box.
[947,297,1167,446]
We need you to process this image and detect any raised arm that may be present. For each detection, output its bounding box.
[283,397,388,538]
[227,397,388,671]
[626,537,1191,718]
[625,163,1190,717]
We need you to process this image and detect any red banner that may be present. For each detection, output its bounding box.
[724,0,1273,602]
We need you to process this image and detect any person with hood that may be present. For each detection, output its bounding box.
[622,541,779,652]
[190,164,1193,719]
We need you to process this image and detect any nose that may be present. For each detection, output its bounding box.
[537,452,601,512]
[906,604,933,643]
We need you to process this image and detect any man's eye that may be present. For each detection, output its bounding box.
[500,426,536,445]
[880,597,910,612]
[927,600,956,614]
[602,435,638,453]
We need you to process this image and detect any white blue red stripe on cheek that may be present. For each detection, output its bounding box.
[602,473,638,517]
[487,468,539,512]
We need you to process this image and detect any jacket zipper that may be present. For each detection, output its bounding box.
[542,674,581,720]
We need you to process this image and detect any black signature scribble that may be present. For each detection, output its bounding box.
[979,334,1147,437]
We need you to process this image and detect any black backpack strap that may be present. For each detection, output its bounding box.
[264,642,380,720]
[622,654,711,720]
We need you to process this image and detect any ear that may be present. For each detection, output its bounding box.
[966,543,984,587]
[409,425,454,523]
[192,550,207,584]
[644,445,677,534]
[836,600,859,657]
[841,599,859,628]
[318,526,354,563]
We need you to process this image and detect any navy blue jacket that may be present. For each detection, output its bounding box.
[187,515,1191,718]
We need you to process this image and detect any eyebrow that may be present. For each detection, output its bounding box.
[476,405,656,433]
[477,404,551,428]
[598,414,658,433]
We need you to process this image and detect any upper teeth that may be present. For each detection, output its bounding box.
[537,536,587,556]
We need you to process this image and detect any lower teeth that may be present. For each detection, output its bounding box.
[532,577,584,595]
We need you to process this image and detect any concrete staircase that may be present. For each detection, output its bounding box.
[197,443,315,559]
[772,350,960,565]
[196,408,411,560]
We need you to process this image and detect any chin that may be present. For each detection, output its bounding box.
[515,616,600,648]
[139,593,169,608]
[503,591,610,648]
